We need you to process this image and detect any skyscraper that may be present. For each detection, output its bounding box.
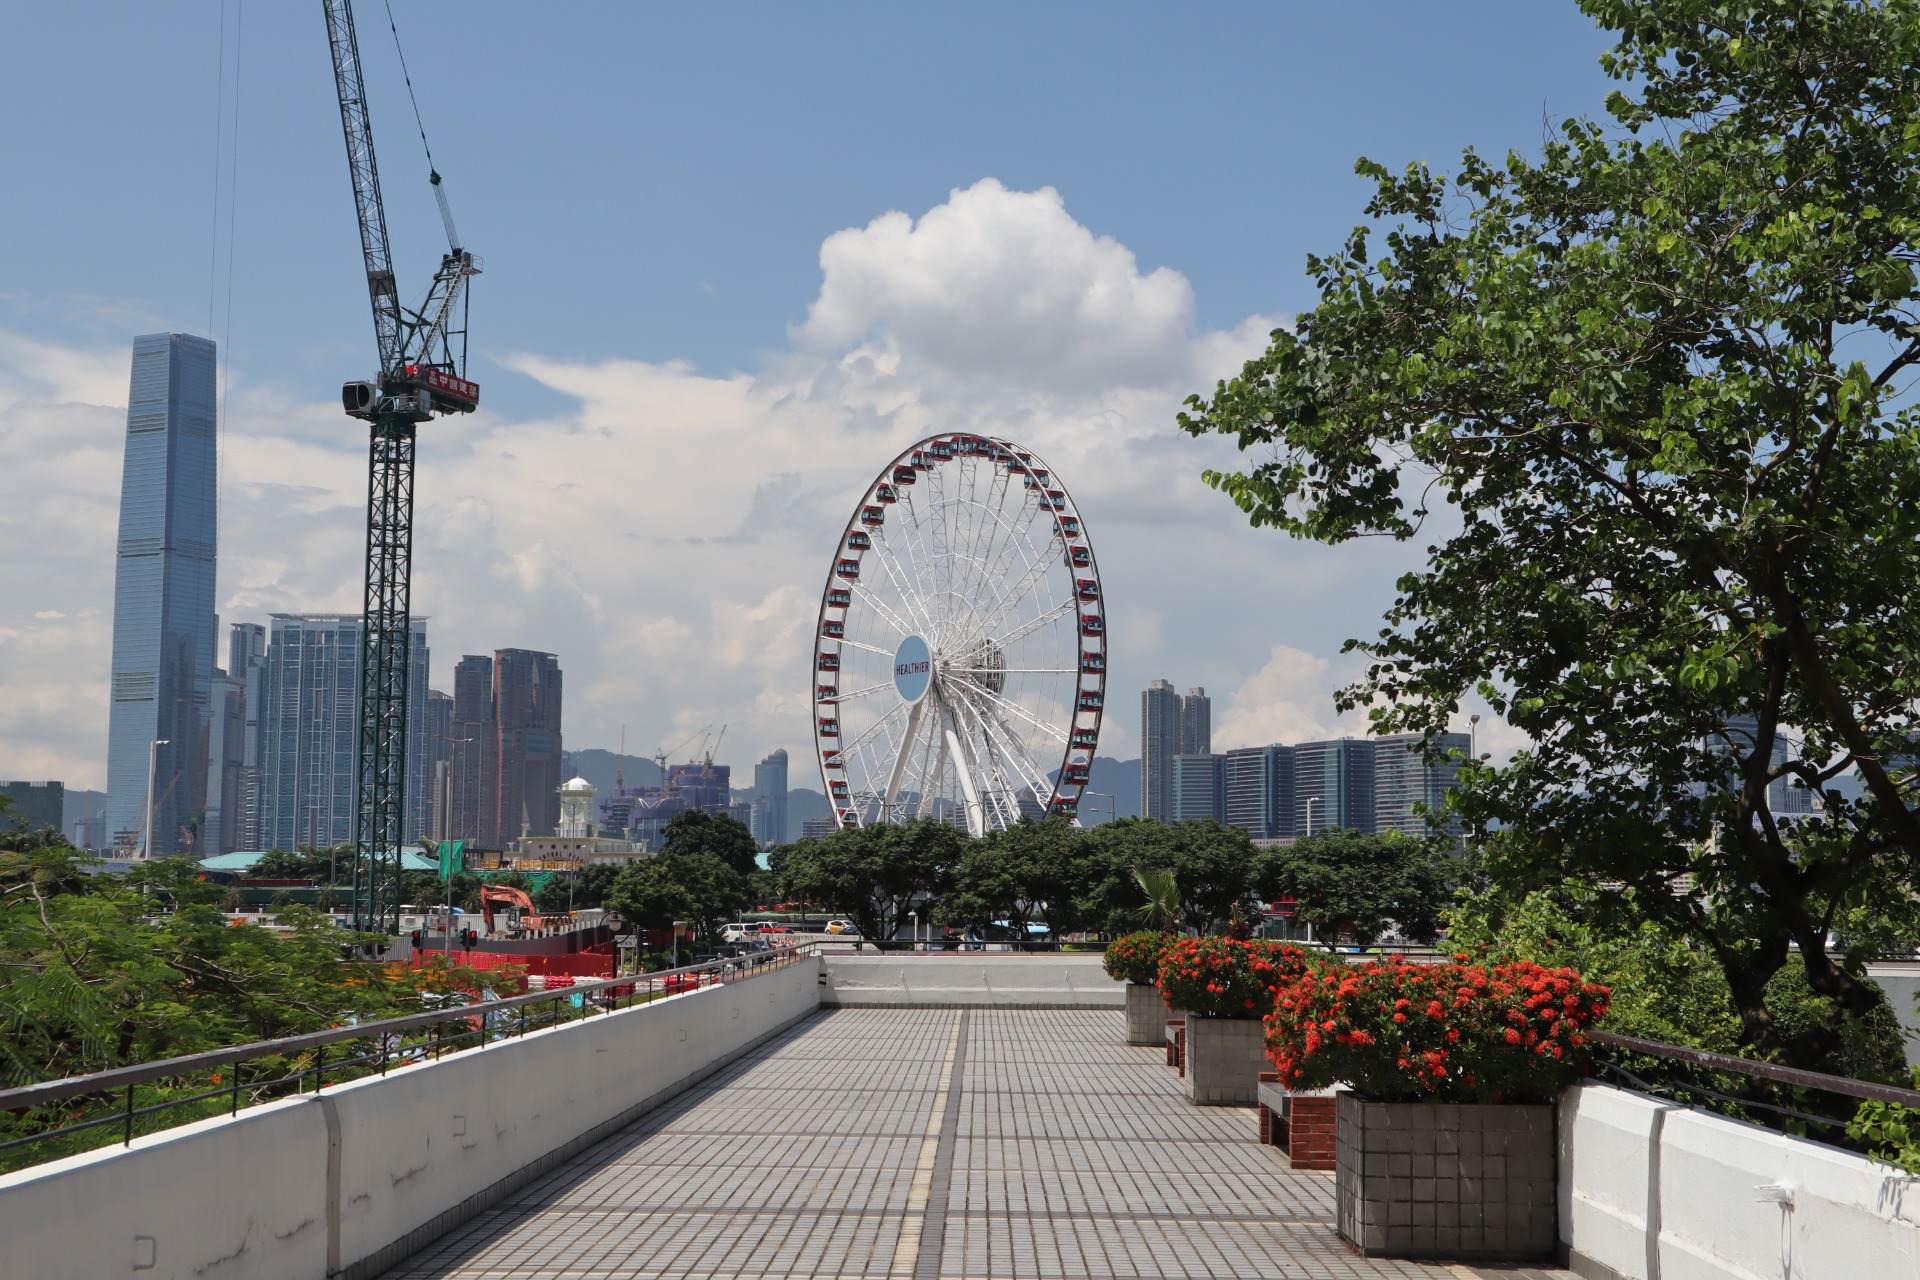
[1180,688,1212,756]
[1293,737,1376,835]
[1225,743,1296,840]
[104,333,218,856]
[752,748,789,845]
[1141,680,1180,820]
[450,655,498,844]
[226,623,267,849]
[257,614,430,850]
[1171,754,1227,823]
[202,661,246,855]
[494,650,563,839]
[1373,732,1469,838]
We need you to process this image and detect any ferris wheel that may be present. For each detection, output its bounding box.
[811,434,1107,836]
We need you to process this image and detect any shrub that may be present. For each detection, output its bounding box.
[1103,930,1172,985]
[1157,936,1320,1018]
[1266,955,1610,1103]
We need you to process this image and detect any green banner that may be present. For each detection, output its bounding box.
[437,840,465,881]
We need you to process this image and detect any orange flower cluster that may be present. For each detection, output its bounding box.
[1263,954,1610,1103]
[1102,930,1174,985]
[1156,936,1322,1019]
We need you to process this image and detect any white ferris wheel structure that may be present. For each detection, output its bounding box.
[811,433,1107,836]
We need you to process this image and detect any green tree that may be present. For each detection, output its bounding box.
[662,809,760,877]
[1179,0,1920,1068]
[938,817,1089,939]
[1081,819,1258,935]
[778,820,965,940]
[606,852,747,939]
[1253,829,1454,945]
[0,837,487,1091]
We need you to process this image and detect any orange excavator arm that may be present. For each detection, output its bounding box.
[479,884,538,933]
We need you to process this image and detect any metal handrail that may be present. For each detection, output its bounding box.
[0,942,819,1114]
[1590,1029,1920,1109]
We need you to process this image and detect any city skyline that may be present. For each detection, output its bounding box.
[0,8,1602,793]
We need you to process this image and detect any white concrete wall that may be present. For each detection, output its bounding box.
[1559,1081,1920,1280]
[820,953,1122,1007]
[0,958,821,1280]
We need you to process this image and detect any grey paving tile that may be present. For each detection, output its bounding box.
[383,1007,1570,1280]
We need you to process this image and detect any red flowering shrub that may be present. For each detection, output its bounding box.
[1103,930,1173,985]
[1157,936,1322,1018]
[1265,955,1610,1103]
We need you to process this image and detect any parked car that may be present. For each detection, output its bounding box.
[824,919,861,936]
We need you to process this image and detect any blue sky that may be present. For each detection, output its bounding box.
[0,3,1619,788]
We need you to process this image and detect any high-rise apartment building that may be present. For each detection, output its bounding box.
[1293,737,1376,835]
[225,623,267,849]
[257,614,431,850]
[1142,681,1213,821]
[752,748,789,845]
[1181,688,1211,756]
[494,650,563,839]
[1171,754,1227,823]
[1142,680,1180,820]
[202,663,246,855]
[449,655,499,844]
[1225,743,1296,840]
[104,333,219,856]
[1373,732,1469,838]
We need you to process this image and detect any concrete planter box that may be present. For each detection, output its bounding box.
[1124,982,1164,1045]
[1335,1093,1555,1261]
[1183,1016,1266,1105]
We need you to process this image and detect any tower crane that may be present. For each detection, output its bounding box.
[322,0,480,935]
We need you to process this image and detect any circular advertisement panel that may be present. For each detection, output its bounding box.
[893,634,932,704]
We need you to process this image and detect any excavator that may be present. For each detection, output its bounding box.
[479,884,564,936]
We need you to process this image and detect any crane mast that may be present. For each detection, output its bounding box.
[322,0,478,937]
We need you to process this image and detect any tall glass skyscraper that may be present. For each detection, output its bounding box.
[257,614,431,850]
[752,748,789,845]
[104,334,218,857]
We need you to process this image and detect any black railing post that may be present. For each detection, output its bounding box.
[230,1069,241,1117]
[316,1044,325,1092]
[123,1083,134,1146]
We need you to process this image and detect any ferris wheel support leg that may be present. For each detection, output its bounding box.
[883,699,927,819]
[943,723,987,839]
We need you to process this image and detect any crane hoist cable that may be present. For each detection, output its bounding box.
[379,0,461,253]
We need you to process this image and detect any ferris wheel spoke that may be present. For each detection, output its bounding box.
[972,535,1062,643]
[955,687,1058,809]
[963,681,1070,746]
[951,499,1045,647]
[946,667,1075,676]
[989,598,1077,651]
[854,550,925,637]
[838,700,908,759]
[838,637,897,658]
[832,679,895,704]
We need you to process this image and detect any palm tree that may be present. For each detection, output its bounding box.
[1131,867,1180,933]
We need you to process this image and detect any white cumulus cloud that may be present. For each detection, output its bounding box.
[0,179,1352,796]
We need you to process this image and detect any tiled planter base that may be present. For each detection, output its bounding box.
[1335,1093,1556,1261]
[1125,982,1163,1045]
[1183,1016,1266,1105]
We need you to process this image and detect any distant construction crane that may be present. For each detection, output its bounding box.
[322,0,480,935]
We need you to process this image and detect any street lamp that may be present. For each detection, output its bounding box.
[140,739,170,860]
[1303,795,1321,838]
[672,919,690,970]
[1469,713,1481,762]
[910,910,919,952]
[1081,791,1117,827]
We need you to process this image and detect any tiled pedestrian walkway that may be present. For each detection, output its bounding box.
[387,1008,1569,1279]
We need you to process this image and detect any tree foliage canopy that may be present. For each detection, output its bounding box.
[1179,0,1920,1065]
[1253,830,1453,945]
